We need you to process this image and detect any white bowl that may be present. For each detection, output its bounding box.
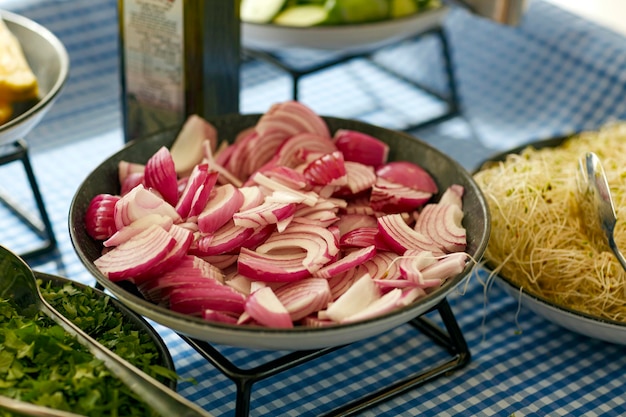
[0,10,69,145]
[242,6,449,53]
[496,275,626,344]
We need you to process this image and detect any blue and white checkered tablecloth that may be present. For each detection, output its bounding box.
[2,0,626,416]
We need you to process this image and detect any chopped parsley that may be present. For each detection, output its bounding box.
[0,279,178,416]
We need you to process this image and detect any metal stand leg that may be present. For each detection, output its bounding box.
[180,297,470,417]
[0,139,57,260]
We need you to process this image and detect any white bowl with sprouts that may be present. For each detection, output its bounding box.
[475,125,626,345]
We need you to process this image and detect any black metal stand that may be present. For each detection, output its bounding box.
[0,139,57,260]
[243,26,460,132]
[180,297,470,417]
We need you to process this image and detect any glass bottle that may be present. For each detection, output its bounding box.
[118,0,240,142]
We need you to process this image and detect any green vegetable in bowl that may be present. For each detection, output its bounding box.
[240,0,441,26]
[0,280,178,417]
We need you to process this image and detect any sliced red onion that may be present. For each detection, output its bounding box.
[303,151,347,186]
[120,172,145,197]
[239,186,265,211]
[373,279,416,289]
[397,287,427,306]
[377,214,441,256]
[342,197,377,216]
[335,214,377,237]
[201,253,239,270]
[143,146,179,206]
[233,200,296,229]
[415,203,467,253]
[339,227,377,248]
[336,161,376,196]
[169,285,246,315]
[240,224,276,250]
[255,223,340,273]
[85,193,120,241]
[266,100,330,137]
[290,210,339,228]
[376,161,438,194]
[341,288,403,324]
[192,221,254,256]
[202,309,239,324]
[197,184,244,233]
[313,245,376,278]
[224,273,253,295]
[144,224,195,278]
[244,286,293,328]
[370,178,433,213]
[274,278,332,321]
[420,252,468,283]
[327,268,359,300]
[118,160,145,185]
[439,184,464,208]
[270,132,337,169]
[262,166,307,189]
[94,224,176,281]
[333,129,389,167]
[361,251,401,280]
[170,114,217,177]
[237,248,311,282]
[252,172,318,206]
[397,250,437,286]
[138,255,225,300]
[323,273,380,323]
[104,214,173,248]
[175,164,218,218]
[114,184,181,230]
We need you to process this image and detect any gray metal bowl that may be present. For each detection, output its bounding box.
[0,10,69,145]
[69,115,491,350]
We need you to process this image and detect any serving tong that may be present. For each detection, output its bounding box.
[577,152,626,272]
[0,245,214,417]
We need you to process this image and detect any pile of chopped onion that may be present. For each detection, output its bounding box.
[85,101,470,328]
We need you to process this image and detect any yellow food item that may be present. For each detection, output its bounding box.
[0,16,38,104]
[474,123,626,322]
[0,101,12,124]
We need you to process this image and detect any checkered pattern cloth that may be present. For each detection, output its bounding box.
[1,0,626,415]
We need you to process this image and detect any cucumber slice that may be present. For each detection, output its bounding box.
[273,5,329,27]
[241,0,287,24]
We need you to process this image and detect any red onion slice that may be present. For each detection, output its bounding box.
[197,184,244,233]
[169,286,246,316]
[237,248,311,282]
[322,273,380,322]
[94,224,176,281]
[244,286,293,328]
[313,245,377,279]
[85,193,120,241]
[170,114,217,177]
[114,184,181,230]
[376,161,438,194]
[274,278,332,321]
[143,146,179,206]
[377,214,441,256]
[333,129,389,168]
[104,213,173,248]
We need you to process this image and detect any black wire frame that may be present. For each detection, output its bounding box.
[243,26,461,132]
[0,139,57,260]
[181,297,471,417]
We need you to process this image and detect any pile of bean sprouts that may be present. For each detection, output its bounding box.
[474,123,626,322]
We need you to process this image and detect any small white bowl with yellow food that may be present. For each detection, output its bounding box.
[0,10,69,145]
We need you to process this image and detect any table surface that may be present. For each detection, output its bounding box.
[2,0,626,416]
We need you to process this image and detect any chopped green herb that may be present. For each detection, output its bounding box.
[0,279,178,416]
